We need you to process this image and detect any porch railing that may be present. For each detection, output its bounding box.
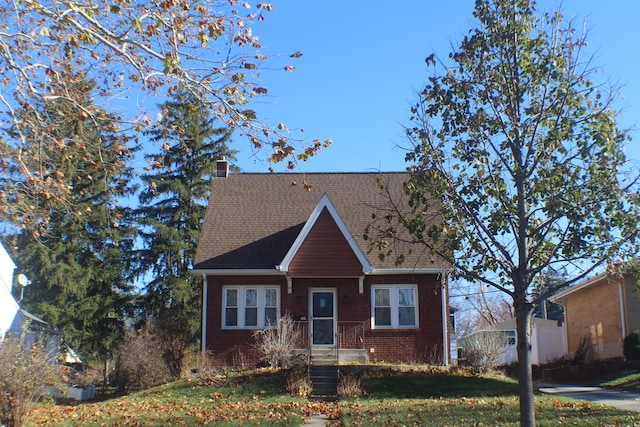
[293,321,365,350]
[337,321,365,349]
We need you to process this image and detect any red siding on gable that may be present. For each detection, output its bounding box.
[287,208,363,277]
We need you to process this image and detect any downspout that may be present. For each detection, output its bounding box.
[441,271,449,366]
[618,280,626,343]
[202,273,208,356]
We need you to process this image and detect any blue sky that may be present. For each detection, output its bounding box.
[235,1,640,173]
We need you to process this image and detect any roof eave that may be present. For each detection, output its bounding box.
[190,269,285,276]
[368,268,446,275]
[549,271,609,303]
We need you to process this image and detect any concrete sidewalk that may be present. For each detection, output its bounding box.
[537,382,640,413]
[303,414,331,426]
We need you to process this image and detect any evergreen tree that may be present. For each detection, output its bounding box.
[5,67,138,377]
[135,88,236,378]
[531,268,567,320]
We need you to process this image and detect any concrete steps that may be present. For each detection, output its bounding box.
[309,364,338,400]
[309,347,338,399]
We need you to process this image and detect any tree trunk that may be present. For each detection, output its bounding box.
[103,352,110,387]
[515,301,535,427]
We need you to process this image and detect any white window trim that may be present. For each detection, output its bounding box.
[222,286,280,329]
[370,284,419,329]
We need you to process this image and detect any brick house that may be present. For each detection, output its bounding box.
[192,161,451,367]
[550,272,640,360]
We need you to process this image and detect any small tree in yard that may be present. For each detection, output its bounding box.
[0,334,61,427]
[253,315,302,368]
[367,1,640,425]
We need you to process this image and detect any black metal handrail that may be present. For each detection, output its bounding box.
[293,320,365,350]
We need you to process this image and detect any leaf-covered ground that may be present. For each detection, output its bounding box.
[26,368,640,426]
[28,369,331,426]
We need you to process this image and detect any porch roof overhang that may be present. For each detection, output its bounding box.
[191,267,447,295]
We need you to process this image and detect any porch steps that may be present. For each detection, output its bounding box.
[310,347,338,365]
[309,365,339,400]
[309,348,339,399]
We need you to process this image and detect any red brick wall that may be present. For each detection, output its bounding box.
[205,275,288,366]
[364,274,444,364]
[204,273,445,366]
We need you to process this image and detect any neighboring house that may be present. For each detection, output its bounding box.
[461,317,566,366]
[550,272,640,360]
[449,307,459,366]
[0,242,76,362]
[0,242,20,341]
[192,163,451,366]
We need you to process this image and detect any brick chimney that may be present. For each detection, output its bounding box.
[216,157,229,178]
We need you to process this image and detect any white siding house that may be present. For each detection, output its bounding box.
[462,317,567,366]
[0,242,65,354]
[0,242,20,340]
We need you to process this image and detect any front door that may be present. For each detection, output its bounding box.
[310,290,336,346]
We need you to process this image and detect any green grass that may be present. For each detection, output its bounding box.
[361,371,519,398]
[598,370,640,392]
[27,368,640,426]
[338,395,637,427]
[337,370,640,427]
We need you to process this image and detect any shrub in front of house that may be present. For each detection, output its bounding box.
[114,325,171,392]
[252,314,302,368]
[0,334,61,427]
[623,329,640,361]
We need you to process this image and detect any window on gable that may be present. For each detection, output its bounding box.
[223,286,280,329]
[371,285,418,328]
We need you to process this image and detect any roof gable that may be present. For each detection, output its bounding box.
[278,194,371,275]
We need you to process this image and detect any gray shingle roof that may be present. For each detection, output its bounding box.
[193,172,444,271]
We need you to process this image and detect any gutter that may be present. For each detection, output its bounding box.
[618,280,626,342]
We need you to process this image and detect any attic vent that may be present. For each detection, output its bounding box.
[216,157,229,178]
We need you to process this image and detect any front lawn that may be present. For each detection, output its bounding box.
[337,370,639,427]
[26,368,639,426]
[28,369,321,426]
[337,395,635,427]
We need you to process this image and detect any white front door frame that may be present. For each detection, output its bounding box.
[309,288,337,347]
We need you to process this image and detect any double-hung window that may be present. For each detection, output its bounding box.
[371,285,418,328]
[223,286,279,328]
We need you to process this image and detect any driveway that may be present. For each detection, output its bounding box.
[536,382,640,413]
